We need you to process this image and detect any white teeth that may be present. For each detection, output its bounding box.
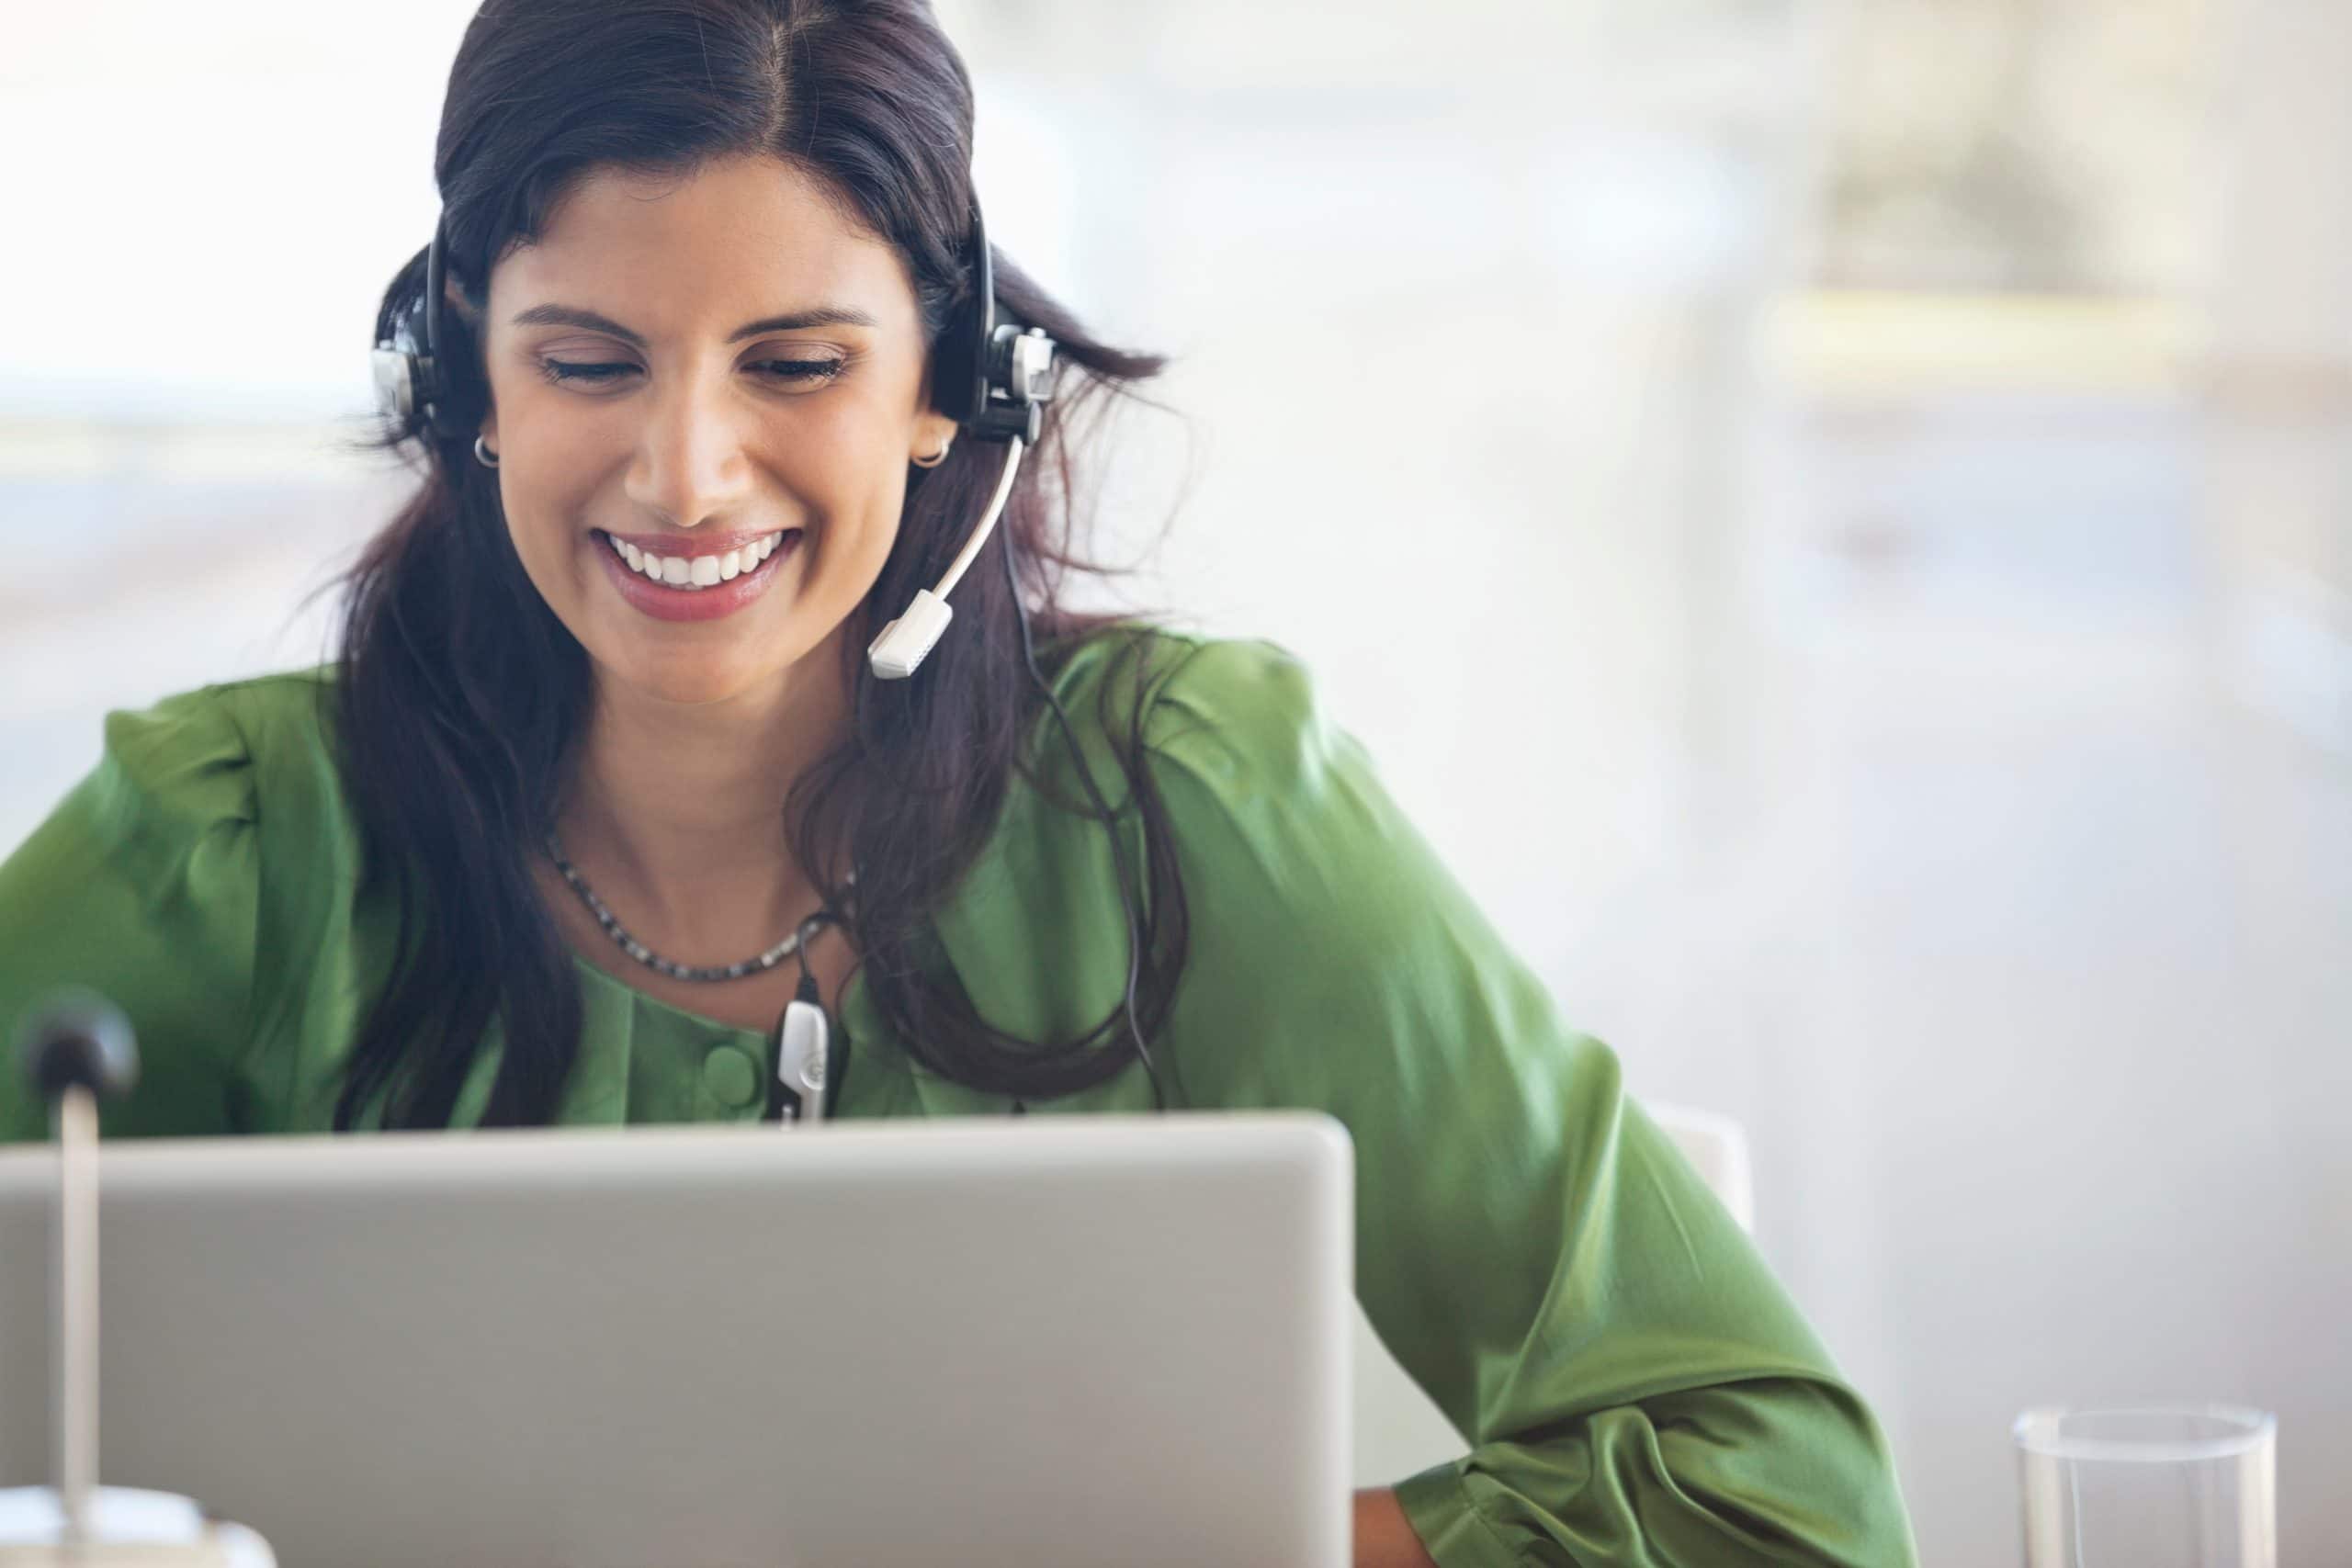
[602,530,790,590]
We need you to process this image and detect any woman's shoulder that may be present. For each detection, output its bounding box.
[1041,623,1334,797]
[927,626,1345,1065]
[40,665,367,945]
[0,665,350,1141]
[87,664,344,829]
[99,664,337,753]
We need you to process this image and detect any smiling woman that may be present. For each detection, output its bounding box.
[0,2,1917,1564]
[328,7,1186,1127]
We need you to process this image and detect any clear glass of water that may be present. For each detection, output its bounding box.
[2014,1405,2277,1568]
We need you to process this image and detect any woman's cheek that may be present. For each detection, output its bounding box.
[502,461,594,604]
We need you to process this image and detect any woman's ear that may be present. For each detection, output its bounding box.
[909,412,958,466]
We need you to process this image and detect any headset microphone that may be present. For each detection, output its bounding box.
[865,204,1060,681]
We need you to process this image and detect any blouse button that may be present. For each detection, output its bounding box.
[701,1043,763,1111]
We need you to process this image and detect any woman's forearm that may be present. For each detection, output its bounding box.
[1354,1487,1441,1568]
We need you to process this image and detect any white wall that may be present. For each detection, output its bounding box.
[0,4,473,419]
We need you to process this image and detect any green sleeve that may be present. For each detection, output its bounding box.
[0,687,264,1143]
[1143,640,1917,1567]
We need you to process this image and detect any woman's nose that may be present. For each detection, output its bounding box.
[620,373,756,530]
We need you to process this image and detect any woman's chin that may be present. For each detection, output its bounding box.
[592,641,778,708]
[590,620,848,710]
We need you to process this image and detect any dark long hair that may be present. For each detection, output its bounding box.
[332,0,1190,1129]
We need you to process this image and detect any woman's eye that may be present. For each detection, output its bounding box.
[754,358,846,386]
[536,357,846,388]
[538,359,635,385]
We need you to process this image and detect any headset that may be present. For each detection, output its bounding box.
[371,197,1170,1114]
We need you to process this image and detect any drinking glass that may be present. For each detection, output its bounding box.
[2014,1404,2277,1568]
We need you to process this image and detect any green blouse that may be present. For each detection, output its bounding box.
[0,629,1916,1566]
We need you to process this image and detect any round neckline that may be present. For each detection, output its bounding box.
[567,949,870,1041]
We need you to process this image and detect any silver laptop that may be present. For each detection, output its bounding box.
[0,1113,1353,1567]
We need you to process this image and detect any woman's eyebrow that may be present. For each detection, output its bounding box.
[509,303,880,345]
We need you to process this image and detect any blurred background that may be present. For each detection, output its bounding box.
[2,1,2346,1561]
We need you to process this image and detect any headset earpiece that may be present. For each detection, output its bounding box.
[929,207,994,428]
[371,218,474,445]
[924,205,1058,443]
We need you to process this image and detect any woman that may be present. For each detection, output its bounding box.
[0,2,1917,1562]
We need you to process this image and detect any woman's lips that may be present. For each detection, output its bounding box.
[592,528,803,624]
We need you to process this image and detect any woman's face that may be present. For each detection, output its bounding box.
[473,153,958,707]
